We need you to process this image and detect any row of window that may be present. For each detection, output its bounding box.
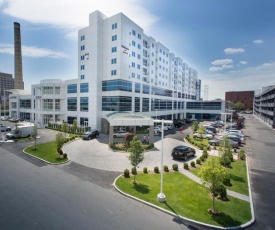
[67,83,89,93]
[42,86,60,95]
[67,97,88,111]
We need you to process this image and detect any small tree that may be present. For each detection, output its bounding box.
[55,132,64,153]
[128,136,144,183]
[62,121,68,138]
[32,124,38,150]
[191,120,199,133]
[197,125,206,140]
[218,136,233,167]
[73,119,78,133]
[198,157,227,214]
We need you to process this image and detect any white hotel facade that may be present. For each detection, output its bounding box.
[9,11,225,130]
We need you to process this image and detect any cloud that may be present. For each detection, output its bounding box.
[253,39,263,44]
[0,43,68,58]
[211,59,233,66]
[224,48,245,54]
[1,0,158,38]
[239,61,248,65]
[209,64,233,72]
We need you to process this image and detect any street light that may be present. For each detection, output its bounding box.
[228,109,235,128]
[154,118,173,203]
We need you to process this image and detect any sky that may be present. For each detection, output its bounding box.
[0,0,275,100]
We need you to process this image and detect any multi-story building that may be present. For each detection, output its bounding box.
[9,11,226,130]
[225,91,254,110]
[0,72,14,103]
[254,85,275,129]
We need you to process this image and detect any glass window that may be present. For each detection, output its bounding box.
[80,35,85,41]
[138,34,141,39]
[102,80,132,92]
[112,35,117,41]
[42,86,53,94]
[111,70,117,76]
[132,62,135,68]
[137,74,140,79]
[67,98,77,111]
[11,102,17,109]
[132,40,136,46]
[80,83,89,93]
[80,74,85,80]
[135,97,140,112]
[43,99,53,111]
[67,84,77,93]
[152,43,154,48]
[111,58,117,64]
[80,117,89,126]
[142,85,150,94]
[55,86,60,94]
[102,96,132,111]
[132,73,135,78]
[20,99,31,109]
[80,55,85,60]
[55,99,60,111]
[132,30,136,36]
[81,65,85,70]
[138,44,141,49]
[135,83,140,93]
[137,64,140,69]
[80,97,88,111]
[137,54,141,59]
[81,45,85,51]
[111,47,117,53]
[142,98,149,112]
[112,23,117,30]
[132,51,135,57]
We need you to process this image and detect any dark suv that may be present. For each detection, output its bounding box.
[82,129,99,140]
[171,145,196,160]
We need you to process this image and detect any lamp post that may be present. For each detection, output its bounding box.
[154,119,173,203]
[228,109,235,128]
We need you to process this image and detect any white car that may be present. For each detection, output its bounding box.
[193,133,213,139]
[113,130,131,138]
[156,125,168,131]
[165,124,174,130]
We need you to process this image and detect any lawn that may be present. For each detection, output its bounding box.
[116,172,251,227]
[190,158,248,195]
[187,137,209,148]
[24,141,68,164]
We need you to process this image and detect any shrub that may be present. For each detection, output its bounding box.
[164,165,169,172]
[199,144,204,150]
[207,145,211,151]
[63,153,67,159]
[186,134,190,138]
[154,166,159,173]
[184,162,189,170]
[143,167,148,173]
[124,169,130,178]
[202,151,208,159]
[220,155,232,167]
[239,150,246,160]
[190,161,195,168]
[131,167,137,175]
[233,148,237,153]
[196,159,201,165]
[59,149,63,155]
[218,185,227,200]
[172,164,178,171]
[223,174,231,186]
[200,156,205,162]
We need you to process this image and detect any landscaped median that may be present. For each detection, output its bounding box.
[24,141,69,164]
[115,171,251,228]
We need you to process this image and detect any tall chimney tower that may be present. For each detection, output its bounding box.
[14,22,24,89]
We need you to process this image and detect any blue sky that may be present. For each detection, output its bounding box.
[0,0,275,99]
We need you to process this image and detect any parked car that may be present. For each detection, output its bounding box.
[193,133,213,139]
[82,129,99,140]
[0,124,12,132]
[113,130,131,138]
[203,125,217,133]
[209,138,239,148]
[171,145,196,160]
[209,122,223,128]
[174,121,184,128]
[165,123,174,130]
[156,125,168,131]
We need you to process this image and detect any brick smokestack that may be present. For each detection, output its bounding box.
[14,22,24,89]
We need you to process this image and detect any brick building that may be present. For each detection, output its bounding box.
[225,91,255,110]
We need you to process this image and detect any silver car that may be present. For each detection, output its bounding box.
[113,130,131,138]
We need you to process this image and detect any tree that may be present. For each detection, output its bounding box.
[32,124,38,150]
[198,157,227,213]
[55,132,64,153]
[73,119,78,133]
[218,136,233,167]
[191,121,199,133]
[197,125,206,139]
[62,121,68,138]
[128,136,144,183]
[232,102,246,112]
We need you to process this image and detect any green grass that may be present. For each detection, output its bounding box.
[24,141,68,163]
[188,137,209,147]
[191,158,248,195]
[116,172,251,227]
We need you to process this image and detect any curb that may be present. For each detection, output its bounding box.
[113,174,252,230]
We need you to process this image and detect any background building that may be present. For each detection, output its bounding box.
[254,85,275,129]
[0,72,14,112]
[225,91,255,110]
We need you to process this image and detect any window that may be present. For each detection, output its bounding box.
[138,34,141,39]
[111,47,117,53]
[152,52,154,57]
[143,49,147,57]
[112,35,117,41]
[81,45,85,51]
[67,98,77,111]
[111,70,117,76]
[131,62,135,68]
[135,83,140,93]
[67,84,77,93]
[143,40,147,48]
[132,51,135,57]
[138,44,141,49]
[11,102,17,109]
[135,97,140,112]
[80,117,89,126]
[55,87,60,94]
[132,30,136,36]
[43,99,53,111]
[42,86,53,94]
[80,83,89,93]
[137,74,140,79]
[112,23,117,30]
[20,99,31,109]
[55,99,60,111]
[152,43,154,48]
[132,40,136,46]
[102,80,132,92]
[137,54,141,59]
[151,61,154,65]
[137,64,140,69]
[142,98,149,112]
[80,35,85,41]
[81,65,85,70]
[132,73,135,78]
[80,55,85,60]
[80,97,88,111]
[111,58,117,64]
[80,74,85,80]
[102,96,132,111]
[160,48,162,53]
[142,85,150,94]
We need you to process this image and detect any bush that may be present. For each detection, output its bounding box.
[172,164,178,171]
[207,145,211,151]
[233,148,237,153]
[220,155,232,167]
[131,167,137,175]
[202,151,208,159]
[184,162,189,170]
[124,169,130,178]
[154,166,159,173]
[63,153,67,159]
[200,156,205,162]
[190,161,195,168]
[239,150,246,160]
[199,144,204,150]
[59,149,63,155]
[218,185,227,200]
[223,174,231,186]
[143,167,148,174]
[196,159,201,165]
[164,165,169,172]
